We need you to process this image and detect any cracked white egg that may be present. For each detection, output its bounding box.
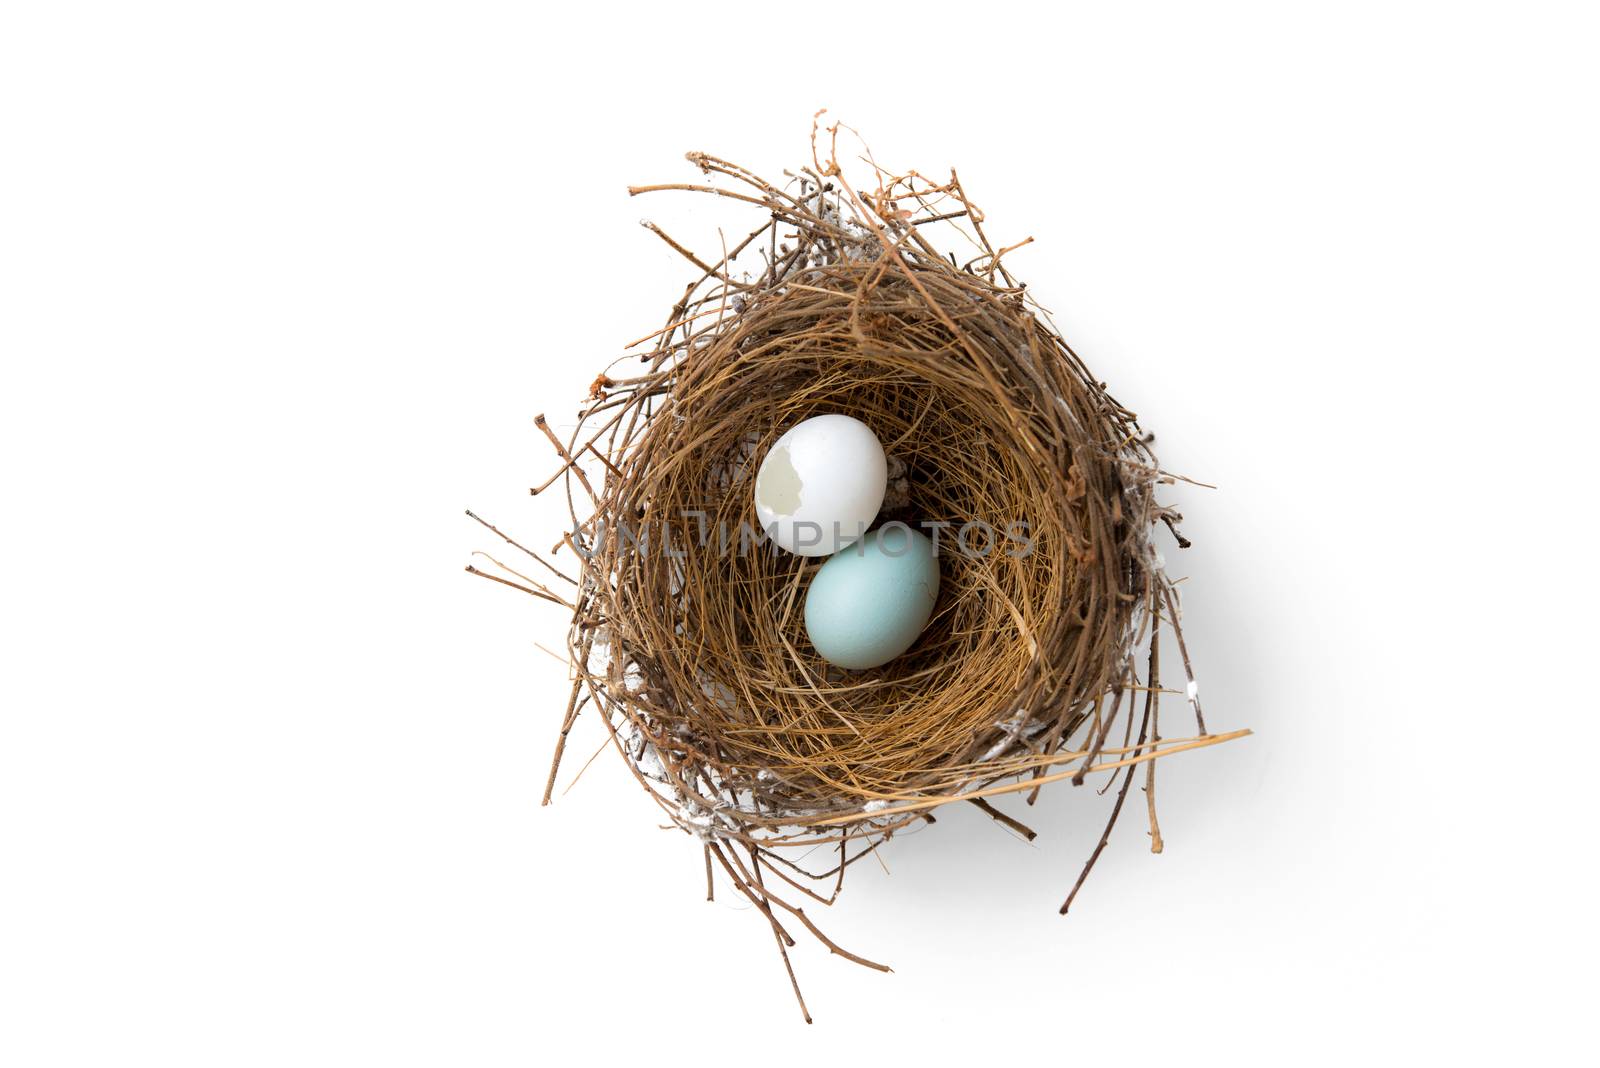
[753,414,887,556]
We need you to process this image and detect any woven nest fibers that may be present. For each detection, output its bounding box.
[603,271,1134,812]
[468,135,1246,1020]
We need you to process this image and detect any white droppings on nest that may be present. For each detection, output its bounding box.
[584,633,613,678]
[675,797,742,842]
[1186,680,1199,701]
[698,676,737,713]
[979,720,1022,762]
[637,744,668,784]
[623,665,646,693]
[821,217,879,262]
[674,801,720,840]
[976,709,1048,763]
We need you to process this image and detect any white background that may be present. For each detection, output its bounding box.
[3,1,1597,1063]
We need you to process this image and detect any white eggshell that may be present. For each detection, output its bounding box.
[753,414,888,556]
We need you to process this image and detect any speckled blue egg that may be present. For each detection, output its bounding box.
[803,525,940,670]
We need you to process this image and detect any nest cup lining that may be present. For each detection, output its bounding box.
[620,284,1098,813]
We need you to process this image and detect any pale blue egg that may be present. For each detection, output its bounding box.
[804,525,940,670]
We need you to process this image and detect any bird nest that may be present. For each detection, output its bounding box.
[468,123,1247,1021]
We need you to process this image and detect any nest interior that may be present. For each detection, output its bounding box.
[614,273,1132,810]
[470,131,1244,1021]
